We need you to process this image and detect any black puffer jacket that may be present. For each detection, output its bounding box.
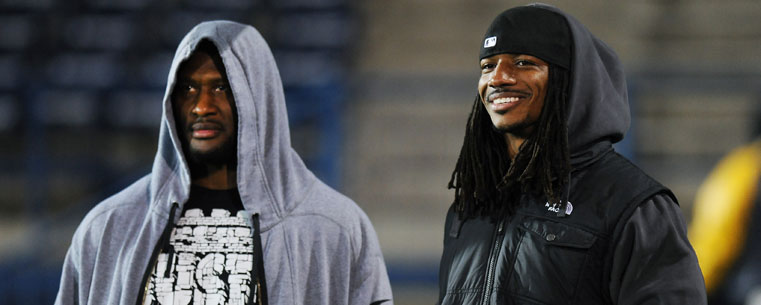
[438,149,676,304]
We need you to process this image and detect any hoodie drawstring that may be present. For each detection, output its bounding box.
[556,174,571,218]
[136,202,180,305]
[250,213,269,304]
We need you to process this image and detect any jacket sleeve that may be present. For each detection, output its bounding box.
[608,194,707,304]
[349,214,394,305]
[55,210,101,305]
[55,244,81,305]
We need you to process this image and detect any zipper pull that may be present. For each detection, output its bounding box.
[496,220,505,235]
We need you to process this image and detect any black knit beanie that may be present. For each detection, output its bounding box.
[479,5,572,69]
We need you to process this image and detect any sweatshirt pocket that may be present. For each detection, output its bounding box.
[505,217,597,305]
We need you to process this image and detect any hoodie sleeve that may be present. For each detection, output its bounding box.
[55,207,107,305]
[55,242,81,305]
[349,214,393,305]
[609,194,707,304]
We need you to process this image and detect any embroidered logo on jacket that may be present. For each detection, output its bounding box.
[545,201,574,215]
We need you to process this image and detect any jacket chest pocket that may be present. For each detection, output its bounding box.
[501,217,597,305]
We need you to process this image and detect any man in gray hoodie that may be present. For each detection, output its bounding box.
[55,21,392,305]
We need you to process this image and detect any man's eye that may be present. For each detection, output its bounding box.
[215,84,228,92]
[174,84,195,97]
[481,63,496,70]
[516,60,536,67]
[178,84,195,92]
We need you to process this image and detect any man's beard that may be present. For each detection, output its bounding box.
[186,135,237,167]
[492,119,537,138]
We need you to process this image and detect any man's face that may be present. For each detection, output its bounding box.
[172,51,237,165]
[478,53,549,136]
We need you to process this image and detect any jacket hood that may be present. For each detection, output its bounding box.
[149,21,316,228]
[530,3,630,166]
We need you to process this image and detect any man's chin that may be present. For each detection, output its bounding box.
[492,121,536,137]
[187,140,237,166]
[189,148,231,164]
[190,142,221,155]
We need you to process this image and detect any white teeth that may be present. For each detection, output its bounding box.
[493,97,519,104]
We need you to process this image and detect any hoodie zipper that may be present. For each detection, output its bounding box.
[136,202,179,305]
[251,213,269,304]
[481,220,505,305]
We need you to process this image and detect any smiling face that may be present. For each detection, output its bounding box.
[478,53,549,137]
[172,50,237,165]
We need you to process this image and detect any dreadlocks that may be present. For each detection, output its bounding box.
[448,65,571,219]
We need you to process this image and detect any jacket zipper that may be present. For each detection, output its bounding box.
[136,202,179,305]
[481,220,505,305]
[251,213,269,304]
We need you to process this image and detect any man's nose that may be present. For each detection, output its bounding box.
[489,63,517,87]
[192,91,218,117]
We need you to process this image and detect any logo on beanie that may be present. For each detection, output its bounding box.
[484,36,497,48]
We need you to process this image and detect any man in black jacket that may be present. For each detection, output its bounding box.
[438,4,707,304]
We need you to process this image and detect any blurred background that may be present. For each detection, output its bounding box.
[1,0,760,304]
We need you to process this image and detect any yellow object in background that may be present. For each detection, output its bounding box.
[689,139,761,292]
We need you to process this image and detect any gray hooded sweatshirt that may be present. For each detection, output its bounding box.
[55,21,393,305]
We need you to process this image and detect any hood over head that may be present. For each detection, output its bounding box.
[149,20,317,228]
[481,3,630,166]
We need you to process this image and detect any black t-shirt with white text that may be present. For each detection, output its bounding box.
[145,186,263,305]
